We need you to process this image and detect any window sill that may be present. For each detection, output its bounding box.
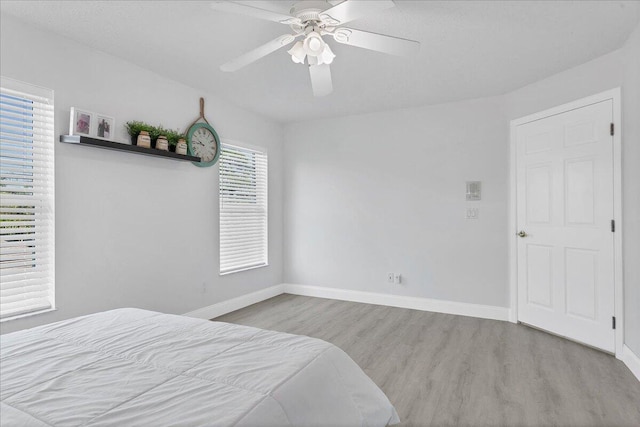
[0,307,57,323]
[220,263,269,276]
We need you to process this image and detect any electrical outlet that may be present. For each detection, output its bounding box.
[387,273,394,283]
[466,208,479,219]
[394,273,402,284]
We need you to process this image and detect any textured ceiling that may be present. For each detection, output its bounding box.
[1,1,638,123]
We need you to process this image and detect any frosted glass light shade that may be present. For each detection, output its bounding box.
[288,41,306,64]
[303,32,325,57]
[321,44,335,65]
[288,34,336,66]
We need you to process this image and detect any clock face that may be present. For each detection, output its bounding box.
[187,122,220,167]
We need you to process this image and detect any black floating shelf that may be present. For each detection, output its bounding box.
[59,135,200,162]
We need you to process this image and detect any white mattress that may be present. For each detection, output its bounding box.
[0,308,400,426]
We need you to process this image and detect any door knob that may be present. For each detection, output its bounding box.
[517,230,527,238]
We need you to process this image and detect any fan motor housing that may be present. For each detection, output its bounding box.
[290,1,331,23]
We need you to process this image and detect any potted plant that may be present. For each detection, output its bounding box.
[125,121,153,145]
[165,129,187,152]
[126,121,187,151]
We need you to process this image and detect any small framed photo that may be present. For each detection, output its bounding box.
[95,115,115,140]
[70,107,93,136]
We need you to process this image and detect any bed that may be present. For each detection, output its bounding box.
[0,308,399,426]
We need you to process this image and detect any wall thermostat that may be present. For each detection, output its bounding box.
[466,181,481,201]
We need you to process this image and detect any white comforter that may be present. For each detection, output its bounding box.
[0,308,399,426]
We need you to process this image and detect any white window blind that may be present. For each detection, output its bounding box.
[0,78,55,320]
[219,143,268,274]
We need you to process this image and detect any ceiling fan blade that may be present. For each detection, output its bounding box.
[220,34,297,72]
[332,28,420,57]
[309,64,333,97]
[210,1,301,25]
[320,0,395,25]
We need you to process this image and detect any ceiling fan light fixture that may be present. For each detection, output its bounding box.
[288,41,306,64]
[321,43,335,65]
[291,55,305,64]
[216,0,421,97]
[303,31,325,57]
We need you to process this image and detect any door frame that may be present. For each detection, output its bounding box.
[508,88,623,357]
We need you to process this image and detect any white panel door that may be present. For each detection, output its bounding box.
[516,100,615,352]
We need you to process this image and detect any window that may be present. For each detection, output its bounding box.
[0,78,55,320]
[219,142,268,274]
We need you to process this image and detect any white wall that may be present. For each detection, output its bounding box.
[3,12,638,355]
[504,22,640,355]
[283,22,640,352]
[0,15,284,334]
[284,97,509,308]
[621,23,640,355]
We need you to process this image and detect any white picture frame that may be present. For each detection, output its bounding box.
[95,115,115,140]
[69,107,93,136]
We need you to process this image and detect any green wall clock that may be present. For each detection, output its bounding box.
[187,98,220,167]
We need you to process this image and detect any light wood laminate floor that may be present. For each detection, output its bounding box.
[216,294,640,427]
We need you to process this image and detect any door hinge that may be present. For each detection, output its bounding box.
[611,219,615,232]
[612,316,616,329]
[610,123,614,136]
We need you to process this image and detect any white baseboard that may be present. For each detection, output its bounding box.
[183,284,285,320]
[184,283,509,323]
[282,284,510,322]
[621,345,640,383]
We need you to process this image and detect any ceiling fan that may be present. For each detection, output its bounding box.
[212,0,420,97]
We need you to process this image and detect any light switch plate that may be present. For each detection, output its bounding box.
[466,181,481,201]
